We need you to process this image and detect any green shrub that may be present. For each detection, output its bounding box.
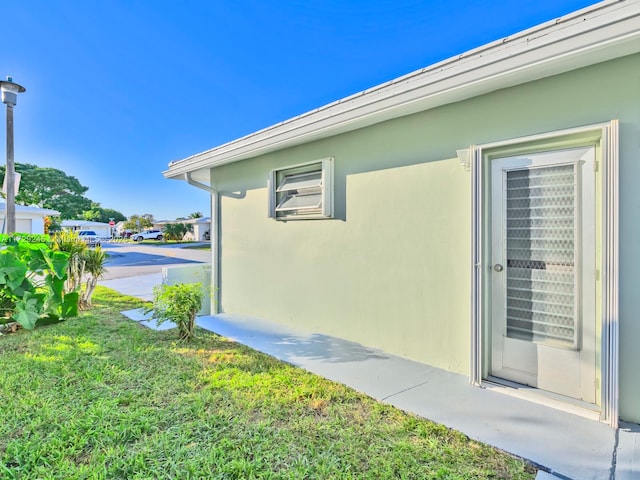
[144,283,203,340]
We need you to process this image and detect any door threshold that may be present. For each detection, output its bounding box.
[483,377,601,422]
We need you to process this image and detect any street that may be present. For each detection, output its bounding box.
[100,242,210,280]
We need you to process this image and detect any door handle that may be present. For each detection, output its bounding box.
[494,264,504,272]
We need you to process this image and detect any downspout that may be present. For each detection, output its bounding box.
[185,172,220,315]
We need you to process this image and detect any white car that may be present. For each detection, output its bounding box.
[78,230,101,247]
[132,229,163,242]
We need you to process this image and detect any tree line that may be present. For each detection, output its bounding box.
[0,163,126,226]
[1,163,205,235]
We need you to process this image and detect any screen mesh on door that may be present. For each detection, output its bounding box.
[505,164,577,348]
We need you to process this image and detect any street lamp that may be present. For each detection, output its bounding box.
[0,76,26,234]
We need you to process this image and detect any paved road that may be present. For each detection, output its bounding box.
[101,242,211,280]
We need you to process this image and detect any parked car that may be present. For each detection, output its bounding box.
[132,229,163,242]
[78,230,101,247]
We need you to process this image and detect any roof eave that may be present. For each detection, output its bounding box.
[164,0,640,180]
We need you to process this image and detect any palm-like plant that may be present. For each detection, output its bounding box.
[79,246,106,309]
[51,231,87,293]
[162,223,193,241]
[51,231,107,310]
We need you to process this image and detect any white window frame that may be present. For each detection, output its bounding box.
[268,158,334,220]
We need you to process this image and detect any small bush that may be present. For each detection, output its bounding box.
[144,283,203,340]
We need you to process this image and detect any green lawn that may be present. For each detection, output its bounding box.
[0,287,536,479]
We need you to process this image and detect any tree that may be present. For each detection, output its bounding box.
[123,214,155,232]
[188,211,203,218]
[0,163,93,219]
[47,216,62,233]
[49,194,93,220]
[82,203,126,223]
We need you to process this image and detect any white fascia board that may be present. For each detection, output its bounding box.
[156,217,211,225]
[60,220,110,227]
[1,203,60,217]
[164,0,640,180]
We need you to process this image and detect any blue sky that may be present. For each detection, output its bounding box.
[2,0,596,220]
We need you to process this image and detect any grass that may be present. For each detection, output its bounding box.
[180,243,211,250]
[0,287,536,479]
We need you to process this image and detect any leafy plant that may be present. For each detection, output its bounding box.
[0,239,76,330]
[144,283,203,340]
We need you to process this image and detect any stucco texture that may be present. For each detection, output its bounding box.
[209,53,640,422]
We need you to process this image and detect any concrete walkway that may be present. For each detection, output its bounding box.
[102,269,639,480]
[101,273,162,301]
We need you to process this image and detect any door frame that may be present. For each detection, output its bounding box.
[468,121,619,427]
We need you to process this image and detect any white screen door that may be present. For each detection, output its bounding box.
[490,146,596,403]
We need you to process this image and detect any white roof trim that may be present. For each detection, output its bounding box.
[164,0,640,180]
[60,220,111,227]
[155,217,211,225]
[0,202,60,216]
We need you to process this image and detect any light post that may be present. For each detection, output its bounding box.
[0,76,26,234]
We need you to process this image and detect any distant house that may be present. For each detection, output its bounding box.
[154,217,211,241]
[113,221,130,237]
[163,1,640,427]
[61,220,111,238]
[0,202,59,234]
